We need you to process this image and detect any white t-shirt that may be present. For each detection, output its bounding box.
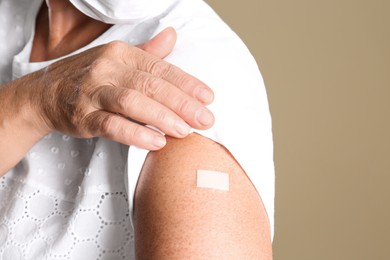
[0,0,275,258]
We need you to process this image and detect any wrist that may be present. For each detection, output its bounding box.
[1,72,51,139]
[0,74,52,175]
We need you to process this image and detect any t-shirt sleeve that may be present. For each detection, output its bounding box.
[126,11,275,238]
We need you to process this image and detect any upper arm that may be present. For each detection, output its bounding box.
[134,133,272,259]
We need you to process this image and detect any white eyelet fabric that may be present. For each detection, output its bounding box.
[0,0,275,258]
[0,133,135,259]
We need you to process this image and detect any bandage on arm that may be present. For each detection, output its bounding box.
[134,133,272,259]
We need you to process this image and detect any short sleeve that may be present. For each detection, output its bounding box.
[127,1,275,238]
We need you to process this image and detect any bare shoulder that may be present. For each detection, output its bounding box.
[134,133,272,259]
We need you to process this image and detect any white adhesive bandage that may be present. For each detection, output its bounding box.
[196,170,229,191]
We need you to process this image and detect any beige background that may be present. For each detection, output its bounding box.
[205,1,390,259]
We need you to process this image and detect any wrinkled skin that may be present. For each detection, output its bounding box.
[0,28,215,174]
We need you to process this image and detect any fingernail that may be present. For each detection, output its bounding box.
[195,87,214,103]
[175,121,191,136]
[152,135,166,148]
[196,108,214,126]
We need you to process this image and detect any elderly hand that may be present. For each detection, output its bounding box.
[32,27,214,150]
[0,27,214,174]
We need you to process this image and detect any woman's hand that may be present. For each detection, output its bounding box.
[34,27,214,149]
[0,27,214,174]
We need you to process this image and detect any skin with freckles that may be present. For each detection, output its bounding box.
[0,0,273,258]
[135,134,273,259]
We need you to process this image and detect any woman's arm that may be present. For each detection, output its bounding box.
[0,72,50,174]
[0,28,215,175]
[134,133,273,259]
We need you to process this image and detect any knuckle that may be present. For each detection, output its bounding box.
[176,98,192,115]
[77,112,99,137]
[141,76,162,98]
[148,59,173,78]
[120,69,136,86]
[155,109,170,124]
[116,89,139,111]
[88,58,112,78]
[171,70,196,89]
[99,114,116,137]
[115,90,129,111]
[103,40,133,63]
[126,124,143,143]
[183,77,202,93]
[105,40,127,53]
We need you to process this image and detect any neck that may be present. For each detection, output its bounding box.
[45,0,92,48]
[30,0,112,62]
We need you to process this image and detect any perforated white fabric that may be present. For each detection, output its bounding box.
[1,1,149,257]
[0,175,135,260]
[0,0,275,258]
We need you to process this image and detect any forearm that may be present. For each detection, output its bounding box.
[0,74,48,175]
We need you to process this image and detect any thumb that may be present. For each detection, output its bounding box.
[138,27,177,59]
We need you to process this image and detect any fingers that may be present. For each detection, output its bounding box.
[90,85,192,138]
[66,36,215,148]
[138,27,177,59]
[133,50,215,105]
[82,110,167,151]
[108,31,214,106]
[85,57,215,130]
[118,69,214,129]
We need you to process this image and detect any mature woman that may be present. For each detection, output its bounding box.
[0,0,274,259]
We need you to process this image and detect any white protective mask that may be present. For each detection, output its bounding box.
[69,0,178,24]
